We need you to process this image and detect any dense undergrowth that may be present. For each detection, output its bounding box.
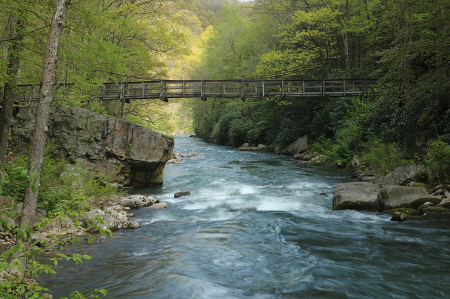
[0,142,123,298]
[193,90,450,185]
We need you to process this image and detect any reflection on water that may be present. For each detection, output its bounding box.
[39,135,450,298]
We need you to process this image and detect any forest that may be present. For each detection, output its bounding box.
[1,0,450,297]
[173,0,450,179]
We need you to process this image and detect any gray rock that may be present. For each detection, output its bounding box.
[377,186,441,210]
[438,199,450,209]
[11,106,173,187]
[281,147,294,155]
[336,161,345,168]
[166,159,180,164]
[333,182,380,211]
[351,156,361,169]
[172,151,183,160]
[391,212,407,221]
[119,195,159,208]
[82,209,134,231]
[376,164,427,188]
[302,153,314,161]
[185,152,198,158]
[129,221,141,229]
[293,153,304,160]
[149,202,168,209]
[257,144,267,150]
[357,173,374,182]
[287,135,308,154]
[174,190,191,198]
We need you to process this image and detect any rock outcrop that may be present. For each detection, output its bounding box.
[277,135,308,156]
[333,182,380,211]
[11,106,174,187]
[376,186,440,210]
[166,151,198,164]
[375,165,427,188]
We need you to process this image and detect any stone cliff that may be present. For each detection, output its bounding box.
[11,106,173,187]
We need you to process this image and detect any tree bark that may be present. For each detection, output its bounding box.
[0,14,25,167]
[343,0,351,79]
[21,0,70,226]
[435,0,442,69]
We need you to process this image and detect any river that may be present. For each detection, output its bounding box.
[41,135,450,298]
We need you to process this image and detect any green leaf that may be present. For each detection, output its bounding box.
[20,169,27,179]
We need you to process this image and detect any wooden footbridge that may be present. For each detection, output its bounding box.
[8,79,378,105]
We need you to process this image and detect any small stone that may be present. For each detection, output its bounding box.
[174,190,191,198]
[149,202,168,209]
[123,207,131,211]
[129,221,141,229]
[319,192,328,197]
[127,213,135,217]
[336,161,345,168]
[391,212,407,221]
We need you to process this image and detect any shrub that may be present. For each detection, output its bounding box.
[424,140,450,183]
[361,139,412,178]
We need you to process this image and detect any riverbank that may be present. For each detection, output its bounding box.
[38,135,450,298]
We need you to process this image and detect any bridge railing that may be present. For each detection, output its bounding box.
[1,79,379,107]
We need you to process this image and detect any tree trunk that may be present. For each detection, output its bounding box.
[435,0,442,69]
[343,0,351,79]
[0,14,25,167]
[21,0,70,226]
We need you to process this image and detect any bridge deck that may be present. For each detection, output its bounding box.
[8,79,378,105]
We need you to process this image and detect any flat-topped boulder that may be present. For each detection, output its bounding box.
[376,186,441,210]
[333,182,380,211]
[11,106,174,187]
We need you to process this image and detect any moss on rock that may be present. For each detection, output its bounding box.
[382,208,422,216]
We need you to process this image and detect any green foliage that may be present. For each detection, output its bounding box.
[0,210,108,298]
[0,142,124,214]
[361,139,412,178]
[424,140,450,183]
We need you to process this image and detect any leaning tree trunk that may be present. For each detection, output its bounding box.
[0,14,25,167]
[21,0,70,226]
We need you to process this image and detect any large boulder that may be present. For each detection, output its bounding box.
[82,208,138,231]
[280,135,308,156]
[119,195,159,208]
[376,186,441,210]
[375,164,427,188]
[11,106,174,187]
[333,182,381,211]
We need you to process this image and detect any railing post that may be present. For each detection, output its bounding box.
[302,80,305,96]
[160,80,167,102]
[222,81,225,97]
[241,78,244,101]
[281,80,285,98]
[343,79,346,97]
[201,80,206,101]
[322,80,325,97]
[142,82,145,98]
[262,81,265,97]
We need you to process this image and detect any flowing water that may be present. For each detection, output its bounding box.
[41,135,450,298]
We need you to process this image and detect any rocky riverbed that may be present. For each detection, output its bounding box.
[0,194,167,249]
[332,164,450,221]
